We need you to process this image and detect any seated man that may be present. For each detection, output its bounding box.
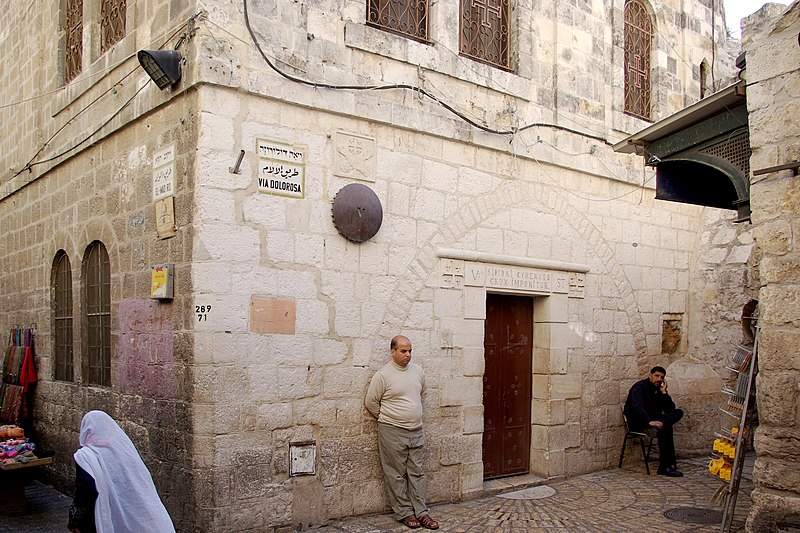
[623,366,684,477]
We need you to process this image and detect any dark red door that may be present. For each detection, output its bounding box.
[483,293,533,479]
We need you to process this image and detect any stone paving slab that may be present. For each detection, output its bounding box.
[0,457,752,532]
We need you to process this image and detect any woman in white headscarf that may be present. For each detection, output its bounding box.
[67,410,175,533]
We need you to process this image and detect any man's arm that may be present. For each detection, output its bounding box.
[659,379,677,412]
[364,371,385,419]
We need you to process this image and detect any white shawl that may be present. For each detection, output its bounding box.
[73,410,176,533]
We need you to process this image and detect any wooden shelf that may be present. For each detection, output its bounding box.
[0,456,53,471]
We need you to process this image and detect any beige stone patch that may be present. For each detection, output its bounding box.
[250,296,296,334]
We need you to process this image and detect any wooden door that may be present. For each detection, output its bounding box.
[482,293,533,479]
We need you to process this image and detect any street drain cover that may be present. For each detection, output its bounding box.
[664,507,723,524]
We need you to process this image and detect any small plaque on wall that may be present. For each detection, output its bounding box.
[289,440,316,476]
[155,196,176,239]
[150,263,174,299]
[257,139,305,198]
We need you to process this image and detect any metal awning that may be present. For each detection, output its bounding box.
[613,81,751,221]
[613,82,747,154]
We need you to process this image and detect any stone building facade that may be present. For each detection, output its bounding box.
[0,0,756,531]
[740,3,800,530]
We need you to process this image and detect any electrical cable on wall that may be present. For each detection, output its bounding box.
[4,13,202,185]
[242,0,613,146]
[513,133,656,203]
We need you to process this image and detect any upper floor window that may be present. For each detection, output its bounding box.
[624,0,652,121]
[460,0,510,71]
[700,59,710,99]
[84,241,111,386]
[100,0,127,52]
[52,251,74,382]
[64,0,83,83]
[367,0,429,42]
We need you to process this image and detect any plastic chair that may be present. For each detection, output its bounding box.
[618,409,658,474]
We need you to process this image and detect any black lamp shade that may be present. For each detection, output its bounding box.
[138,50,182,90]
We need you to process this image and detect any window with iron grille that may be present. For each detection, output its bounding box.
[624,0,652,121]
[53,251,74,382]
[64,0,83,83]
[459,0,510,71]
[84,241,111,386]
[100,0,126,53]
[367,0,429,42]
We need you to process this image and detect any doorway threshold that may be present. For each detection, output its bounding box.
[483,473,547,497]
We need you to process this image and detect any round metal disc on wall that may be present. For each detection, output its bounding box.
[331,183,383,242]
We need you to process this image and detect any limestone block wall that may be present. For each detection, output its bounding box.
[742,3,800,530]
[0,1,199,198]
[0,95,199,529]
[205,0,725,161]
[190,81,723,528]
[675,208,759,456]
[0,0,754,530]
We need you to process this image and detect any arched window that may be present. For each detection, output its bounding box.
[624,0,653,120]
[700,59,710,99]
[52,251,74,382]
[100,0,126,52]
[84,241,111,386]
[459,0,511,70]
[367,0,429,42]
[63,0,83,83]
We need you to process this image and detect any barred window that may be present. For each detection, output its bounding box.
[367,0,429,42]
[52,251,74,382]
[624,0,652,121]
[64,0,83,83]
[100,0,126,52]
[459,0,510,70]
[84,241,111,386]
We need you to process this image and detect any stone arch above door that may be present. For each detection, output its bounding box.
[370,178,649,359]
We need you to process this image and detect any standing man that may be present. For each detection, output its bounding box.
[624,365,684,477]
[365,335,439,530]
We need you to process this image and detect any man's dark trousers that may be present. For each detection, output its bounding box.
[636,409,683,469]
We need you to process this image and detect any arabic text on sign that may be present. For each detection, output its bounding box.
[152,165,175,200]
[262,163,299,179]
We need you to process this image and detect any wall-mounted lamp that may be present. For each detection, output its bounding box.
[137,50,182,90]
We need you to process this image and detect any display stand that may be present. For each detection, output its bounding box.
[0,326,38,429]
[708,327,758,533]
[0,326,46,515]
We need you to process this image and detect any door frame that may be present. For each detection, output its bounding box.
[481,290,571,479]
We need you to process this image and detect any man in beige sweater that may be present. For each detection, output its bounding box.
[365,335,439,530]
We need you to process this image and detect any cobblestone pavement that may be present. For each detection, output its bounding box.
[316,457,753,533]
[0,457,752,532]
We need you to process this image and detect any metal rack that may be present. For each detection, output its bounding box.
[714,329,758,533]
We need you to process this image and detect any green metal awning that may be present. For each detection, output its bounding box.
[613,81,751,222]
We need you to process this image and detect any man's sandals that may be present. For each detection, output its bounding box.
[418,515,439,529]
[400,516,421,528]
[400,514,439,530]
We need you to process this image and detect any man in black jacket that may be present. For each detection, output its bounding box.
[624,366,684,477]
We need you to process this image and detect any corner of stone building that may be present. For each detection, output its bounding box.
[746,486,800,532]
